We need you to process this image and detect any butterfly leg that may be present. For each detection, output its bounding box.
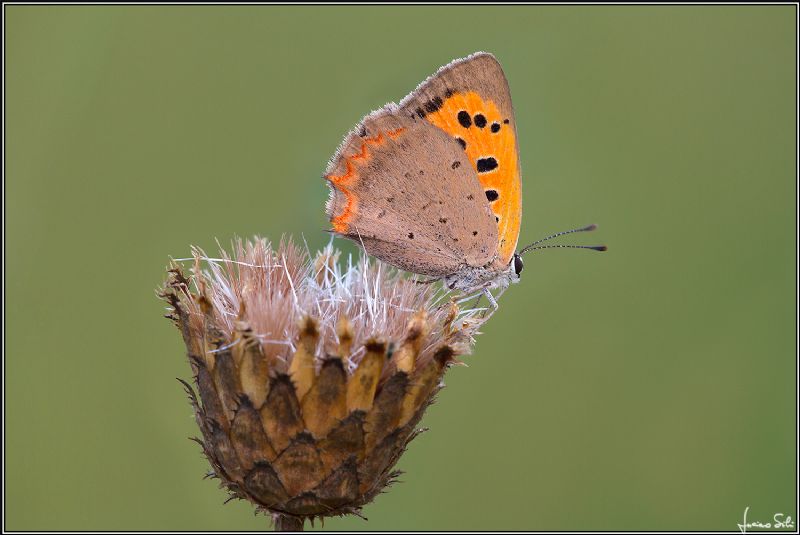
[456,291,483,307]
[469,292,483,311]
[414,276,441,285]
[482,288,499,310]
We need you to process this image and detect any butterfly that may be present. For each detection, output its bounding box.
[324,52,604,308]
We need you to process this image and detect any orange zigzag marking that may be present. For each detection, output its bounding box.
[329,128,405,233]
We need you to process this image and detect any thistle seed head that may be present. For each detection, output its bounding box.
[161,237,487,525]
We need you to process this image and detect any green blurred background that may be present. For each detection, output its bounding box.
[5,5,796,531]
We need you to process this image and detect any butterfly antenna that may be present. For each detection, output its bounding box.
[521,244,607,254]
[518,224,606,256]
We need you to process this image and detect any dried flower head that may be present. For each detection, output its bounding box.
[160,237,487,529]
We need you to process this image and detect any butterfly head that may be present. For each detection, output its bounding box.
[497,253,523,286]
[513,253,524,278]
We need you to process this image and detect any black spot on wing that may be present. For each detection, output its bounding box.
[485,189,499,202]
[424,96,444,114]
[457,111,472,128]
[477,157,498,173]
[491,122,501,133]
[455,137,467,150]
[474,114,487,128]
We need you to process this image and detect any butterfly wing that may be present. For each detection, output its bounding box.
[325,108,498,277]
[398,52,522,265]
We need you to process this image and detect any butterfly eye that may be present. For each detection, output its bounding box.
[513,253,524,276]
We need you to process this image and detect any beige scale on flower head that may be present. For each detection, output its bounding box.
[325,52,605,308]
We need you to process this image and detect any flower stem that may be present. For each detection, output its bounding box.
[274,514,304,532]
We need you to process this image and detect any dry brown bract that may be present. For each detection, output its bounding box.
[160,237,486,527]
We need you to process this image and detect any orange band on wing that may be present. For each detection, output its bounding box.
[423,91,521,264]
[328,128,405,233]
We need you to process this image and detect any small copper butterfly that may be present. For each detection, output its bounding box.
[324,52,605,307]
